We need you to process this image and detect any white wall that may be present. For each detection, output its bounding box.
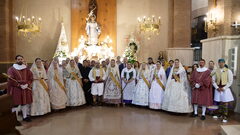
[13,0,71,62]
[117,0,169,62]
[192,0,208,11]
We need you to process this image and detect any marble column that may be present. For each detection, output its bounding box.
[0,0,15,63]
[0,0,15,74]
[167,0,194,66]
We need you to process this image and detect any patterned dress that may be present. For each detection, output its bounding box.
[103,67,121,104]
[30,67,51,116]
[65,68,86,106]
[132,70,151,106]
[48,66,67,110]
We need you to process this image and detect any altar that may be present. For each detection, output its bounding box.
[71,0,116,61]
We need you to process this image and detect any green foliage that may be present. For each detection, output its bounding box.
[124,41,138,64]
[54,50,67,58]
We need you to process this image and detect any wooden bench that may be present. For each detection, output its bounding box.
[0,82,20,135]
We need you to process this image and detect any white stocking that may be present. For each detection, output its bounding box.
[21,105,29,119]
[194,104,198,115]
[202,106,207,116]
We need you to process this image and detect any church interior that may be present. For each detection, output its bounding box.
[0,0,240,135]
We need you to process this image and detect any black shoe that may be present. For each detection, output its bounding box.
[23,117,32,122]
[16,121,22,126]
[200,115,206,120]
[191,113,198,117]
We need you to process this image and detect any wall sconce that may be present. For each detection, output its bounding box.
[204,8,220,33]
[204,0,220,33]
[231,21,240,33]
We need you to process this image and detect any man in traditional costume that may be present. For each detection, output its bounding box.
[30,58,51,116]
[7,55,33,122]
[149,61,166,109]
[89,61,106,105]
[132,62,151,106]
[162,59,193,113]
[121,62,136,104]
[48,60,67,110]
[80,60,92,105]
[65,60,86,106]
[212,59,234,123]
[103,59,122,105]
[191,59,212,120]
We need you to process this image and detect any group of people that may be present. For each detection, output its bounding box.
[7,55,234,124]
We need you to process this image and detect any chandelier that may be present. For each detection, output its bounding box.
[15,15,42,41]
[137,15,161,40]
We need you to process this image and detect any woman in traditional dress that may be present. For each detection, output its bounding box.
[65,60,86,106]
[162,59,193,113]
[149,61,167,109]
[48,60,67,110]
[132,62,151,106]
[121,62,137,104]
[103,59,121,105]
[30,58,51,116]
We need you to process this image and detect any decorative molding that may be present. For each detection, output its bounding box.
[201,35,240,43]
[166,47,195,50]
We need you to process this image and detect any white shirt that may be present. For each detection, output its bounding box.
[13,64,27,70]
[196,67,208,72]
[121,68,136,80]
[212,68,233,90]
[88,68,106,81]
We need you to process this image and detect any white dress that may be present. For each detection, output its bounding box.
[162,65,193,113]
[132,70,150,106]
[121,68,136,103]
[149,67,166,109]
[30,68,51,116]
[48,67,67,110]
[65,68,86,106]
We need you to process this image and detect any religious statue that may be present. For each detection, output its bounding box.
[85,0,101,45]
[86,15,101,45]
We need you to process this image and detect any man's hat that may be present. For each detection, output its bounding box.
[218,58,225,63]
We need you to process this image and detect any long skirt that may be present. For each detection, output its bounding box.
[49,81,67,110]
[66,79,86,106]
[122,81,135,104]
[149,80,164,109]
[162,79,193,113]
[31,81,51,116]
[103,77,121,104]
[132,79,149,106]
